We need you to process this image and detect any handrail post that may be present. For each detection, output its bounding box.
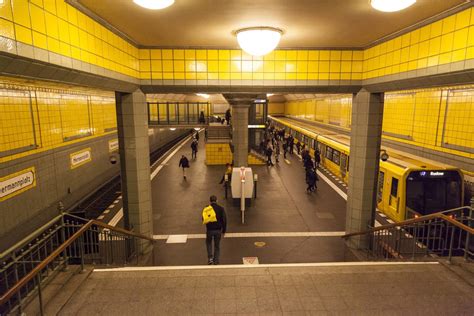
[36,274,44,316]
[12,255,22,314]
[59,209,68,271]
[79,234,85,273]
[448,224,455,263]
[465,206,472,261]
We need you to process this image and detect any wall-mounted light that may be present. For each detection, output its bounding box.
[170,127,176,131]
[133,0,174,10]
[266,93,274,97]
[196,93,210,99]
[235,27,283,57]
[370,0,416,12]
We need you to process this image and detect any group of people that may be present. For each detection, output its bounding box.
[259,125,287,166]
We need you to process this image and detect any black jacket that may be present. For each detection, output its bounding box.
[205,202,227,233]
[179,157,189,168]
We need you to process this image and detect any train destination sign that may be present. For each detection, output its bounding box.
[70,148,92,169]
[0,167,36,201]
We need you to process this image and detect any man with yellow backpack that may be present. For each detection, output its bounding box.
[202,195,227,265]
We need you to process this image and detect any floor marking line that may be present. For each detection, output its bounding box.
[153,231,346,240]
[317,170,347,201]
[106,133,194,226]
[93,261,439,272]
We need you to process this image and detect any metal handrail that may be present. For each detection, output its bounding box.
[343,206,474,238]
[0,215,154,310]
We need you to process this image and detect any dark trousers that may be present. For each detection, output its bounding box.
[206,230,222,263]
[192,150,197,159]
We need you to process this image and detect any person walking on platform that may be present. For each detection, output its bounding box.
[202,195,227,265]
[225,108,231,125]
[178,155,190,179]
[288,135,294,154]
[275,140,281,163]
[191,139,198,159]
[282,141,288,159]
[195,130,200,142]
[199,111,205,124]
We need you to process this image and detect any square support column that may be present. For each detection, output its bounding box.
[232,104,250,167]
[116,90,153,254]
[346,89,384,249]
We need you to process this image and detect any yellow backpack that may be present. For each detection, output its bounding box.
[202,205,217,224]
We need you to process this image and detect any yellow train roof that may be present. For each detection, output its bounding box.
[270,115,459,172]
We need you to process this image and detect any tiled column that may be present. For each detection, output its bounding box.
[116,90,153,254]
[232,104,250,167]
[346,89,384,249]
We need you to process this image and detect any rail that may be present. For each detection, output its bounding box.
[0,213,154,315]
[343,206,474,261]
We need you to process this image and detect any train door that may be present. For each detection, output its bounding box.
[388,176,400,217]
[376,170,385,211]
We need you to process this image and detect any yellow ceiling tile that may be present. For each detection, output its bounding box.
[11,0,30,27]
[218,49,230,60]
[442,15,456,34]
[162,49,173,59]
[29,3,46,33]
[207,49,218,60]
[455,9,470,30]
[0,18,14,39]
[230,50,241,60]
[185,49,195,60]
[453,28,468,50]
[308,50,319,60]
[319,50,330,60]
[32,31,47,49]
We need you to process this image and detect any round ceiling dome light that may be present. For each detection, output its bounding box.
[370,0,416,12]
[133,0,174,10]
[236,27,283,57]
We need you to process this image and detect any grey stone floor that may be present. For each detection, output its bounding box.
[59,262,474,315]
[150,136,351,265]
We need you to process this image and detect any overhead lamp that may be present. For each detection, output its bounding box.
[370,0,416,12]
[266,93,274,97]
[235,27,283,57]
[196,93,210,99]
[133,0,174,10]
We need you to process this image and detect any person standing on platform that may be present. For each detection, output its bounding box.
[296,141,301,155]
[225,108,231,125]
[315,149,321,168]
[202,195,227,265]
[178,155,190,179]
[195,130,200,142]
[275,140,280,163]
[191,139,198,159]
[266,141,274,166]
[199,111,205,124]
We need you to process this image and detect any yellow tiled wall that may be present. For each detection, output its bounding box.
[0,77,116,163]
[285,95,353,129]
[1,2,474,82]
[284,85,474,159]
[268,103,285,115]
[0,0,138,78]
[363,9,474,79]
[248,153,265,165]
[205,143,232,165]
[138,48,364,81]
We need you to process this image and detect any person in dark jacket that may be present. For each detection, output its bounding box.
[191,139,198,159]
[225,109,231,125]
[315,149,321,168]
[178,155,190,179]
[203,195,227,265]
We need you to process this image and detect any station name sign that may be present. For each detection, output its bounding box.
[108,139,119,152]
[70,148,92,169]
[0,167,36,201]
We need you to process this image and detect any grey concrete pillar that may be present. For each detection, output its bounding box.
[116,90,153,254]
[232,104,250,167]
[345,89,384,249]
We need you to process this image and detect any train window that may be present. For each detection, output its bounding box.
[333,149,340,165]
[377,172,384,203]
[390,177,399,197]
[325,146,333,160]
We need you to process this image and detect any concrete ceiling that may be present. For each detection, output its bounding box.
[146,93,347,103]
[78,0,467,48]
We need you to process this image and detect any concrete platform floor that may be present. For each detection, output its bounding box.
[59,262,474,315]
[150,134,353,265]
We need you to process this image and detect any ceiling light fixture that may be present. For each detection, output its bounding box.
[235,27,283,57]
[370,0,416,12]
[196,93,210,99]
[133,0,174,10]
[266,93,274,97]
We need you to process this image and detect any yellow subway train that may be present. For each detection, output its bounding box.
[270,116,464,222]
